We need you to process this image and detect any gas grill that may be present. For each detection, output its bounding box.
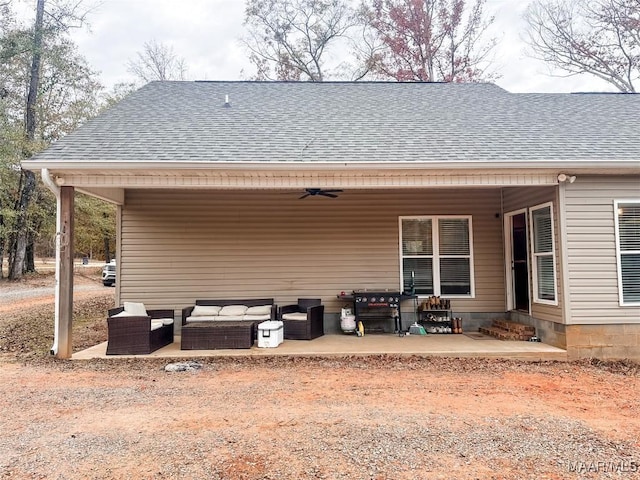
[353,291,401,308]
[346,290,414,334]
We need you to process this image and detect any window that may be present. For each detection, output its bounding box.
[400,216,473,297]
[529,203,557,305]
[615,200,640,305]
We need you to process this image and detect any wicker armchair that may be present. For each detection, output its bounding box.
[279,298,324,340]
[106,306,175,355]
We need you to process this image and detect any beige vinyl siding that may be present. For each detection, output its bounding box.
[119,189,505,317]
[502,186,564,323]
[564,175,640,324]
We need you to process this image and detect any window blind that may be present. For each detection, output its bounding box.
[617,202,640,303]
[530,204,556,304]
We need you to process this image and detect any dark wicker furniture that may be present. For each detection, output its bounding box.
[280,298,324,340]
[181,321,255,349]
[106,307,174,355]
[180,298,276,350]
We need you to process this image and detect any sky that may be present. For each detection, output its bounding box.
[17,0,615,93]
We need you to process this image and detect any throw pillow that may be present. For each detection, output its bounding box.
[123,302,147,316]
[219,305,248,316]
[245,305,272,315]
[192,305,222,316]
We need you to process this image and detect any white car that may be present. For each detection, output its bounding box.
[102,260,116,286]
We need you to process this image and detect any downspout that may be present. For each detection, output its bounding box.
[41,168,61,355]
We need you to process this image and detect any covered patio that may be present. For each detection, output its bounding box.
[74,333,567,361]
[22,81,640,360]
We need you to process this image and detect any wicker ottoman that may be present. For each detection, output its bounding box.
[180,321,255,350]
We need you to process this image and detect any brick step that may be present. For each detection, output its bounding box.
[479,319,536,341]
[479,326,534,341]
[491,319,535,335]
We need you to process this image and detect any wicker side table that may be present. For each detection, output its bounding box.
[180,321,255,350]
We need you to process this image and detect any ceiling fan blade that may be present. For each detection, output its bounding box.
[299,188,342,198]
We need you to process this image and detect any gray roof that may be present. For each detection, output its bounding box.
[29,81,640,165]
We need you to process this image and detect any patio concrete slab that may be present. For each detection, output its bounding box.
[73,333,567,361]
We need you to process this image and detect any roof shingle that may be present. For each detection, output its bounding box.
[30,81,640,164]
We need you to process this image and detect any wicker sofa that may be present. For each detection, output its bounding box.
[180,298,276,349]
[106,303,174,355]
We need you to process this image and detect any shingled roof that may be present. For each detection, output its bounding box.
[27,81,640,166]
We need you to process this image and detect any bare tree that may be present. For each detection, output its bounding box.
[3,0,98,279]
[243,0,359,81]
[331,21,387,81]
[360,0,497,82]
[127,40,188,83]
[524,0,640,93]
[8,0,45,280]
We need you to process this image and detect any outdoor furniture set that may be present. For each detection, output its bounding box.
[105,298,324,355]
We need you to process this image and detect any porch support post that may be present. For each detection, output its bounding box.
[57,185,75,358]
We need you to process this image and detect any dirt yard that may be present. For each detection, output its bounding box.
[0,273,639,479]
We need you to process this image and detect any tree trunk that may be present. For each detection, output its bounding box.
[9,170,37,279]
[104,235,111,263]
[8,0,45,280]
[0,209,4,279]
[25,232,36,273]
[26,0,45,140]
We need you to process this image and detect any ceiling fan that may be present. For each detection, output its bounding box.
[299,188,343,199]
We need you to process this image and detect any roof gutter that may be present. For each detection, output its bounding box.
[41,168,62,356]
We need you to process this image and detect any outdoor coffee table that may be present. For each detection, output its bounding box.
[180,321,255,350]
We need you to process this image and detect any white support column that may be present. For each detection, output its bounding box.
[115,204,122,307]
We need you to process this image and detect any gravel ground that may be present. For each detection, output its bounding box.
[0,283,106,303]
[0,272,639,479]
[0,357,638,479]
[0,269,106,307]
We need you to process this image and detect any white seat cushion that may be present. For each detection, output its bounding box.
[185,316,219,323]
[243,314,271,321]
[150,319,164,331]
[158,318,174,326]
[111,311,137,318]
[216,315,246,321]
[282,312,307,321]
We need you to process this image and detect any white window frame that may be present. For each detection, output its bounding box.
[614,199,640,306]
[399,215,475,298]
[528,202,558,306]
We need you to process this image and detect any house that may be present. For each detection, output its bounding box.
[22,81,640,360]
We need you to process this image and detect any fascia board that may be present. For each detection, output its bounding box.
[20,159,640,172]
